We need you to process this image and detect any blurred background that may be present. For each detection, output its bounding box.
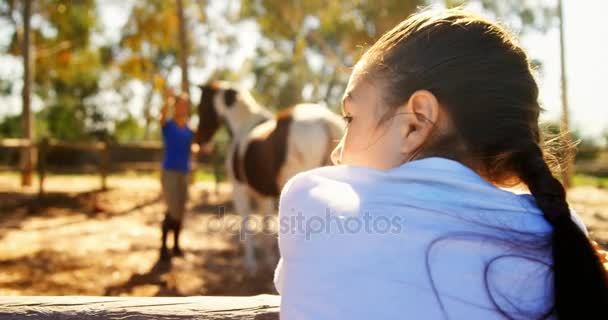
[0,0,607,297]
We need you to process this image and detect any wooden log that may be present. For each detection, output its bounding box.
[0,295,279,320]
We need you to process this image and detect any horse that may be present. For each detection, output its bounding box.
[196,81,345,274]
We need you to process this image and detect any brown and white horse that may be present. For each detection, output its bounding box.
[197,81,344,273]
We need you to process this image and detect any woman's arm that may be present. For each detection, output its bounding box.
[160,88,174,127]
[191,132,200,154]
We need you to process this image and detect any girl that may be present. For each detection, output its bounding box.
[273,9,608,320]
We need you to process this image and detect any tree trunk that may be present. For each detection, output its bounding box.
[142,82,155,140]
[558,0,572,188]
[176,0,190,97]
[20,0,34,187]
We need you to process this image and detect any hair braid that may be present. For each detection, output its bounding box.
[516,143,608,319]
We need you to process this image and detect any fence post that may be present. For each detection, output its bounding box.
[37,137,48,198]
[100,142,109,191]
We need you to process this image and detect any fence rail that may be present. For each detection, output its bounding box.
[0,294,279,319]
[0,138,32,148]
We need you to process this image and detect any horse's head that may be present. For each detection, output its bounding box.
[196,81,238,146]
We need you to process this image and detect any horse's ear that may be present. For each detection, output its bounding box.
[224,88,238,107]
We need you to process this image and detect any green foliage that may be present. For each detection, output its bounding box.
[111,0,193,139]
[40,0,96,48]
[1,0,106,141]
[573,174,608,188]
[602,129,608,148]
[240,0,557,111]
[118,0,179,82]
[240,0,426,109]
[0,79,12,95]
[0,114,20,138]
[114,114,145,143]
[0,111,52,140]
[41,104,87,142]
[474,0,557,32]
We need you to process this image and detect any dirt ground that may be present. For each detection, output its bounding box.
[0,173,607,297]
[0,174,278,296]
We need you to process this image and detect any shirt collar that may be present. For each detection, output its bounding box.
[390,157,488,182]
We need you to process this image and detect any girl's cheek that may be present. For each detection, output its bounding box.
[330,143,342,165]
[333,129,360,165]
[331,133,346,165]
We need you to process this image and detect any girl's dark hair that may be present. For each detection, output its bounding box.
[359,9,608,319]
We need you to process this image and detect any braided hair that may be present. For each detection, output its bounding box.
[517,143,608,318]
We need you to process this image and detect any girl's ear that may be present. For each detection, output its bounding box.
[399,90,440,155]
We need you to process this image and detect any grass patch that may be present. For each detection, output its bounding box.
[193,168,220,182]
[573,174,608,188]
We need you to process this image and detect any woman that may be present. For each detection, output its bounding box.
[159,89,197,260]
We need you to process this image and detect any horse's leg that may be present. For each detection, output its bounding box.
[224,142,258,274]
[257,196,278,268]
[233,182,257,275]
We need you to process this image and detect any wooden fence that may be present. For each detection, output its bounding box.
[0,138,225,195]
[3,138,606,195]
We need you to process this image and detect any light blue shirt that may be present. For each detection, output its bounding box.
[274,157,587,320]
